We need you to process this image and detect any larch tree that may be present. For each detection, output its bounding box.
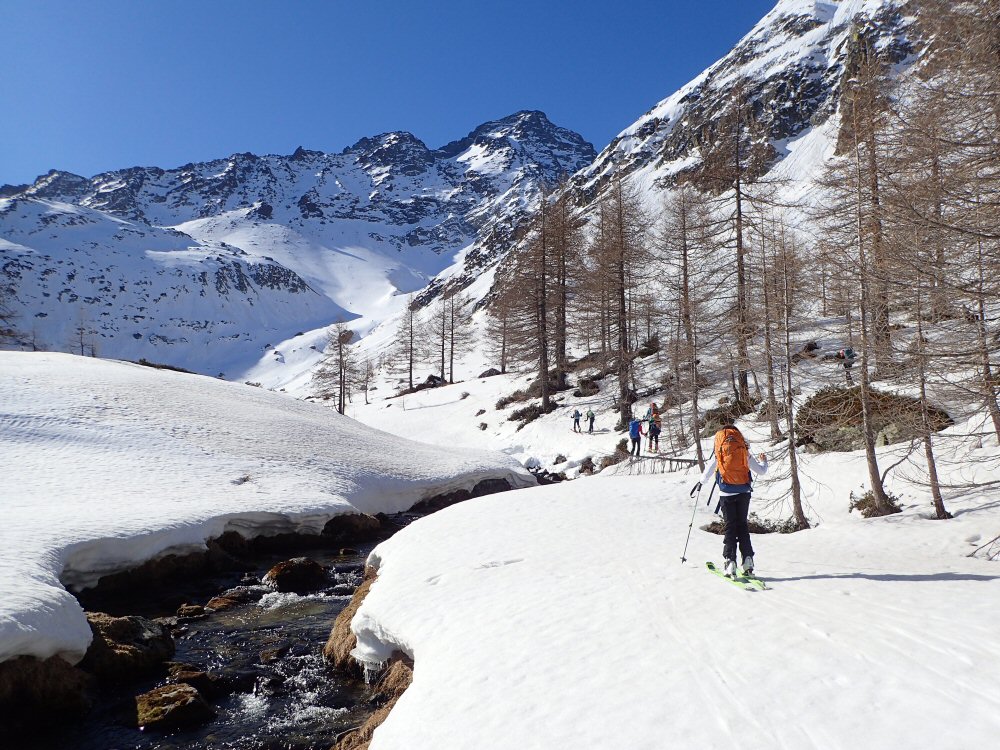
[589,177,650,430]
[393,295,421,392]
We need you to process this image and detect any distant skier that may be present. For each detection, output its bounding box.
[643,402,658,422]
[835,346,857,385]
[628,417,644,457]
[586,408,596,433]
[691,424,768,578]
[648,418,661,452]
[572,408,582,433]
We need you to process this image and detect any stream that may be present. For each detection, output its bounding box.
[34,531,407,750]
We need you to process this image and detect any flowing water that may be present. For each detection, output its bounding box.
[36,544,388,750]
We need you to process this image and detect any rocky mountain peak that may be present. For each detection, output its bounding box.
[574,0,912,196]
[345,131,434,176]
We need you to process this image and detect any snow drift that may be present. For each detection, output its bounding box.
[348,469,1000,749]
[0,352,532,665]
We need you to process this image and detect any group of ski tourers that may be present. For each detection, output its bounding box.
[571,408,596,433]
[625,403,663,456]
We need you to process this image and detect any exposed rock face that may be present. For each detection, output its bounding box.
[572,0,914,198]
[135,683,215,731]
[262,557,329,593]
[78,613,174,683]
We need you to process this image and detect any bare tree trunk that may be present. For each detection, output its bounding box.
[448,296,455,383]
[853,113,894,513]
[974,234,1000,441]
[760,230,782,441]
[780,232,808,529]
[734,135,751,403]
[915,291,951,519]
[538,210,551,412]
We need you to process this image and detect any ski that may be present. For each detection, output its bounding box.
[705,561,766,591]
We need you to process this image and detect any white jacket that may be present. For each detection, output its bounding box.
[700,451,768,497]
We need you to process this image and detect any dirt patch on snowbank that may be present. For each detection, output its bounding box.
[323,570,377,676]
[332,655,413,750]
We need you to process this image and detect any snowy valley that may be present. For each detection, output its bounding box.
[2,0,1000,748]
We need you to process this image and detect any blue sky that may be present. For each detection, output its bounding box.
[1,0,772,185]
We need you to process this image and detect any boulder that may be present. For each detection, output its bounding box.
[205,585,266,612]
[169,670,226,699]
[135,684,215,731]
[262,557,329,594]
[0,655,93,727]
[479,368,501,378]
[78,613,174,683]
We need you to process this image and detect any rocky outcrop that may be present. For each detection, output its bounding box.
[78,613,174,683]
[262,557,330,593]
[135,683,215,731]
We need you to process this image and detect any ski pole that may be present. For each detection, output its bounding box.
[680,482,702,564]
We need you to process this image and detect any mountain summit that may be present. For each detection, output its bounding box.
[0,112,594,375]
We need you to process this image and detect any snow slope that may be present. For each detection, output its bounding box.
[350,456,1000,749]
[0,352,532,665]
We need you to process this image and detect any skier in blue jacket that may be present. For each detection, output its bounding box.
[628,417,644,457]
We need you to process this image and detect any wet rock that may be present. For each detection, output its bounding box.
[79,613,175,683]
[205,585,265,611]
[218,670,258,694]
[167,662,203,677]
[176,603,205,618]
[259,644,290,663]
[135,683,215,731]
[262,557,329,593]
[337,548,360,557]
[169,670,226,699]
[0,655,94,727]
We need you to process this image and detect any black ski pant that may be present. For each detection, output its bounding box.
[630,438,641,456]
[720,492,754,562]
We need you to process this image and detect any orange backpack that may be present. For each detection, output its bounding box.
[714,426,751,491]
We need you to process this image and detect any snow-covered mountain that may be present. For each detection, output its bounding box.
[1,111,594,375]
[574,0,914,198]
